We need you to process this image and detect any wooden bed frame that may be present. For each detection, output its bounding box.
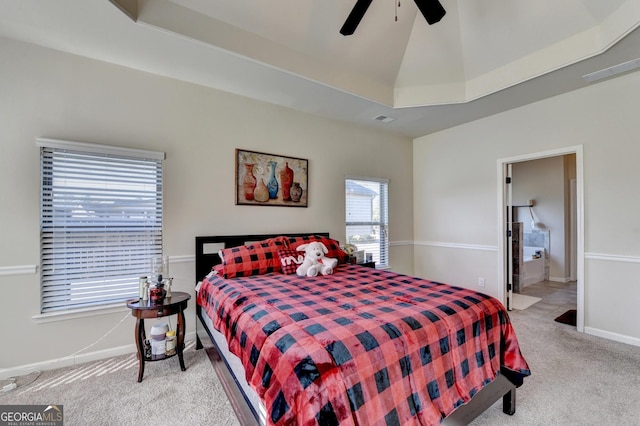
[194,233,518,426]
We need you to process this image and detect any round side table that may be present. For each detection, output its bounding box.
[126,291,191,382]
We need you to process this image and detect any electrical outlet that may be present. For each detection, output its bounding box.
[478,277,485,287]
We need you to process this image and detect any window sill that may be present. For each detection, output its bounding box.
[32,303,129,324]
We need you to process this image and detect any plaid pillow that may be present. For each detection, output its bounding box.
[218,237,288,278]
[276,249,305,275]
[287,235,350,264]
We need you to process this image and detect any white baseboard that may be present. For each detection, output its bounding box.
[0,331,197,380]
[548,276,572,283]
[584,327,640,348]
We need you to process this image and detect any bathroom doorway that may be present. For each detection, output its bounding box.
[498,146,584,332]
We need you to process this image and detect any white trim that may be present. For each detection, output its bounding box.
[584,327,640,348]
[0,333,197,380]
[415,241,498,252]
[345,175,389,183]
[585,252,640,264]
[389,240,414,246]
[497,145,582,164]
[0,344,135,380]
[36,137,166,160]
[0,264,37,276]
[168,255,195,263]
[497,145,585,332]
[32,303,129,324]
[548,276,572,283]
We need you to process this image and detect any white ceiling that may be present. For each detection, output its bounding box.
[1,0,640,138]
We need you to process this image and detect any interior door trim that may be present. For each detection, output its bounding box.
[497,145,584,332]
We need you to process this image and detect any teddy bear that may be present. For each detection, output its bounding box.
[296,241,338,277]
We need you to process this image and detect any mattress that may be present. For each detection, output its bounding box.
[199,301,268,424]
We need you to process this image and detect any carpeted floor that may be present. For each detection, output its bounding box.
[0,341,240,426]
[472,281,640,425]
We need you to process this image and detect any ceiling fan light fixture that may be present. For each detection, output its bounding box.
[341,0,445,36]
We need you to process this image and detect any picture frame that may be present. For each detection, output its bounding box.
[235,149,308,207]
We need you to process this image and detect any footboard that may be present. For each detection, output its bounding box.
[441,375,516,425]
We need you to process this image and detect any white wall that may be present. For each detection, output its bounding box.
[414,68,640,345]
[0,37,414,371]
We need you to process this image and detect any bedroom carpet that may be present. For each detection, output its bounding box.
[3,283,640,425]
[472,281,640,425]
[0,341,240,426]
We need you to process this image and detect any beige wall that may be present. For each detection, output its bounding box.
[512,155,571,282]
[0,37,414,370]
[414,68,640,346]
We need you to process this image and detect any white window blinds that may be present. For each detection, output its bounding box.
[39,138,164,313]
[345,177,389,268]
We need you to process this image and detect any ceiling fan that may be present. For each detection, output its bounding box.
[340,0,446,36]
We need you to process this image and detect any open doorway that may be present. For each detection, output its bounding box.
[497,146,584,332]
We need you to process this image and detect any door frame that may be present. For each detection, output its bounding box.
[497,145,584,332]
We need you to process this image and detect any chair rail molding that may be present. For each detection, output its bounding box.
[415,241,498,252]
[0,264,37,276]
[585,252,640,264]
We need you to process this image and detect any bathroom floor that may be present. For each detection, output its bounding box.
[516,280,577,321]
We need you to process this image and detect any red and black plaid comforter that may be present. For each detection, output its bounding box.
[197,265,530,426]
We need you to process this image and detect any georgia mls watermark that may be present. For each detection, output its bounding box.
[0,405,63,426]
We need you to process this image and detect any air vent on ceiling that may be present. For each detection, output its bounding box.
[582,58,640,83]
[372,114,396,123]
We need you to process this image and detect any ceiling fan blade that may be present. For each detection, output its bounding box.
[414,0,446,25]
[340,0,373,36]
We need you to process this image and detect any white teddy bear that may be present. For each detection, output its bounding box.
[296,241,338,277]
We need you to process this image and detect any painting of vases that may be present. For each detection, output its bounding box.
[235,149,308,207]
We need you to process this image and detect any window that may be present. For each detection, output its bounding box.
[345,177,389,268]
[38,138,164,313]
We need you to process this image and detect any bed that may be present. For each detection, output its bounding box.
[194,233,530,425]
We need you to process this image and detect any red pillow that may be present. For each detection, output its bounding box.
[276,249,305,275]
[218,236,288,278]
[287,235,350,264]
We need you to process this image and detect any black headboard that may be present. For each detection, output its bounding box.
[195,232,330,283]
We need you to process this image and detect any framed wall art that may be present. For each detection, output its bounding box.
[235,149,308,207]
